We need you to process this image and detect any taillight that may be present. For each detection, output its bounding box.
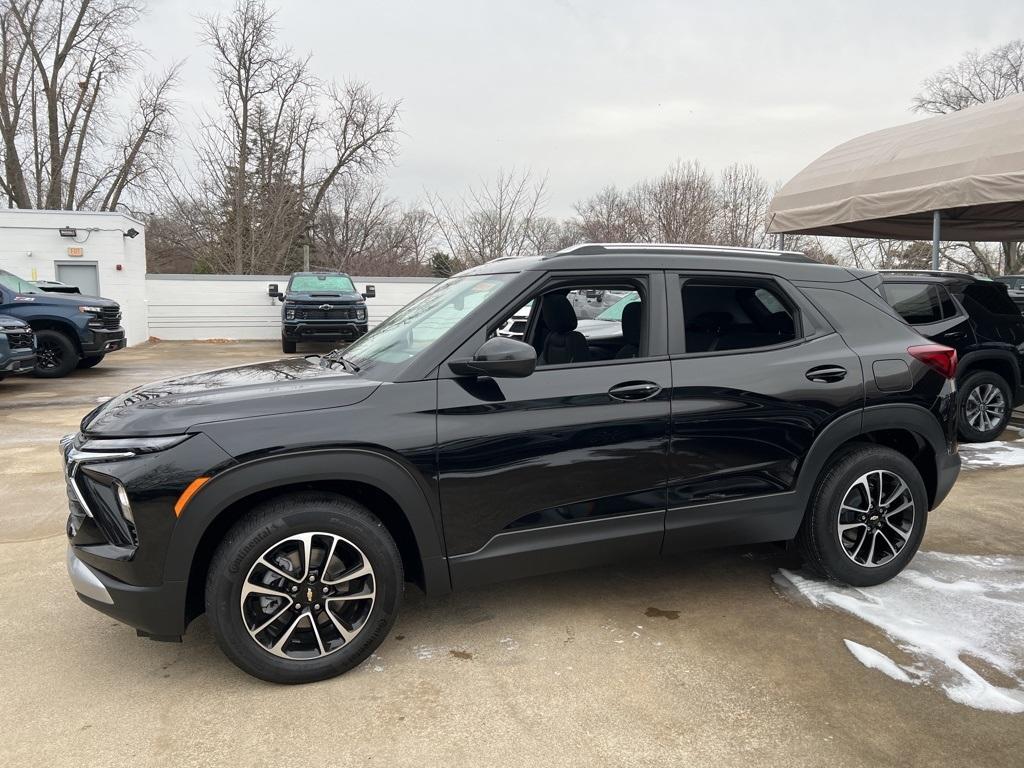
[908,344,958,379]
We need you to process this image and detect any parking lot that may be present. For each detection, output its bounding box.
[2,341,1022,767]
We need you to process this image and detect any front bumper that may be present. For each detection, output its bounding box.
[82,327,127,355]
[282,321,368,342]
[0,348,35,374]
[67,545,187,638]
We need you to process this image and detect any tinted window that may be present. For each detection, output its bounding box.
[882,283,950,325]
[682,279,797,353]
[963,283,1020,316]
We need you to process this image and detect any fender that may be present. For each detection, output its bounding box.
[958,348,1021,389]
[163,448,450,594]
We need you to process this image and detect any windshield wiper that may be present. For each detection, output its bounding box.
[317,348,361,372]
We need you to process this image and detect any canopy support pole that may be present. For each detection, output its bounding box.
[931,210,941,270]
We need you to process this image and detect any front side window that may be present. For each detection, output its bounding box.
[344,273,513,373]
[681,279,798,353]
[288,274,356,293]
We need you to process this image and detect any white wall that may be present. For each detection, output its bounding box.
[146,274,441,340]
[0,209,148,345]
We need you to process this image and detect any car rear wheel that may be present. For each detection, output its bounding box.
[32,329,79,378]
[205,492,402,684]
[797,444,927,587]
[282,338,296,354]
[958,370,1011,442]
[77,354,105,369]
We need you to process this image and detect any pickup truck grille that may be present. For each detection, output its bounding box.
[5,329,33,349]
[98,306,122,329]
[295,306,360,320]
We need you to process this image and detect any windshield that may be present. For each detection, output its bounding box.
[595,291,639,321]
[344,274,513,373]
[288,274,355,293]
[0,269,43,294]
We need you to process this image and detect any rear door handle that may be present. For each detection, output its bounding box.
[608,381,662,401]
[805,365,847,383]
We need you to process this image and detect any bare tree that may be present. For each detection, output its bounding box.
[0,0,178,209]
[715,162,771,248]
[426,168,548,266]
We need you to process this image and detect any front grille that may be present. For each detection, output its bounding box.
[5,330,33,349]
[295,305,360,320]
[98,306,121,329]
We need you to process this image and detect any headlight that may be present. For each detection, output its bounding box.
[78,305,103,314]
[356,307,367,321]
[285,308,296,320]
[77,435,191,454]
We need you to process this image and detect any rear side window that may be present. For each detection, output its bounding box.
[881,283,956,325]
[963,283,1019,316]
[681,279,798,353]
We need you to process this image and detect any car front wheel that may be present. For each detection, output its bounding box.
[32,329,79,378]
[797,444,927,587]
[206,492,402,684]
[282,338,296,354]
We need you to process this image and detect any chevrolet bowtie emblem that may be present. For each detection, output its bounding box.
[306,587,314,602]
[319,304,332,311]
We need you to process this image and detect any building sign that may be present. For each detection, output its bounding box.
[67,247,84,257]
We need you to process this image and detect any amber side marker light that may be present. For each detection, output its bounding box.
[174,476,211,517]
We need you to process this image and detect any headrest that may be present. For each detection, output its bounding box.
[541,293,578,332]
[621,301,641,343]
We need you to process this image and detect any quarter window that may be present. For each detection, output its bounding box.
[681,279,798,353]
[881,283,957,325]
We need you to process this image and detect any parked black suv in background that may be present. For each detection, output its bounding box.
[269,272,375,353]
[993,274,1024,313]
[0,314,35,380]
[65,244,959,683]
[879,271,1024,442]
[0,268,125,378]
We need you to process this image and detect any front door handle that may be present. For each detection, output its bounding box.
[805,365,847,383]
[608,381,662,401]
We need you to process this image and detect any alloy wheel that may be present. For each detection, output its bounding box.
[964,383,1006,435]
[240,532,376,659]
[836,470,915,568]
[36,339,62,370]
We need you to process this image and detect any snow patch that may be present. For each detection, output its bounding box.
[958,440,1024,470]
[775,551,1024,713]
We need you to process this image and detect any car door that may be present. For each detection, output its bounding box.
[663,272,864,554]
[437,271,671,588]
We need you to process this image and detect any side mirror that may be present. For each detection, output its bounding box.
[448,337,536,379]
[268,283,280,298]
[362,285,376,299]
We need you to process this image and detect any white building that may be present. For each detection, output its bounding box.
[0,209,148,345]
[0,209,440,346]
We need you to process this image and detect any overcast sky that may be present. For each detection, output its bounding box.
[136,0,1024,217]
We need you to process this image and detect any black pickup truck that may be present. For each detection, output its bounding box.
[0,268,125,378]
[269,272,375,353]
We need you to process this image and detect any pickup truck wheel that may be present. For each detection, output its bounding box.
[797,444,927,587]
[957,370,1011,442]
[77,354,105,369]
[32,329,79,378]
[206,492,403,684]
[282,338,296,354]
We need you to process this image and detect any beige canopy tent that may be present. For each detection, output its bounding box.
[767,92,1024,267]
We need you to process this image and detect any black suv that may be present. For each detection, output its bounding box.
[879,271,1024,442]
[269,271,375,353]
[993,275,1024,313]
[0,268,125,378]
[65,244,960,683]
[0,314,36,379]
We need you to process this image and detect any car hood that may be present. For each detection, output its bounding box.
[575,319,623,340]
[0,314,29,330]
[285,290,364,305]
[82,356,380,436]
[12,291,117,308]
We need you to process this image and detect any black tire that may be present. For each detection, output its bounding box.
[205,492,403,684]
[77,354,105,369]
[32,329,79,378]
[797,444,927,587]
[957,370,1011,443]
[282,338,296,354]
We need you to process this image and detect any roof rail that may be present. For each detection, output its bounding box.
[877,269,978,278]
[548,242,811,261]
